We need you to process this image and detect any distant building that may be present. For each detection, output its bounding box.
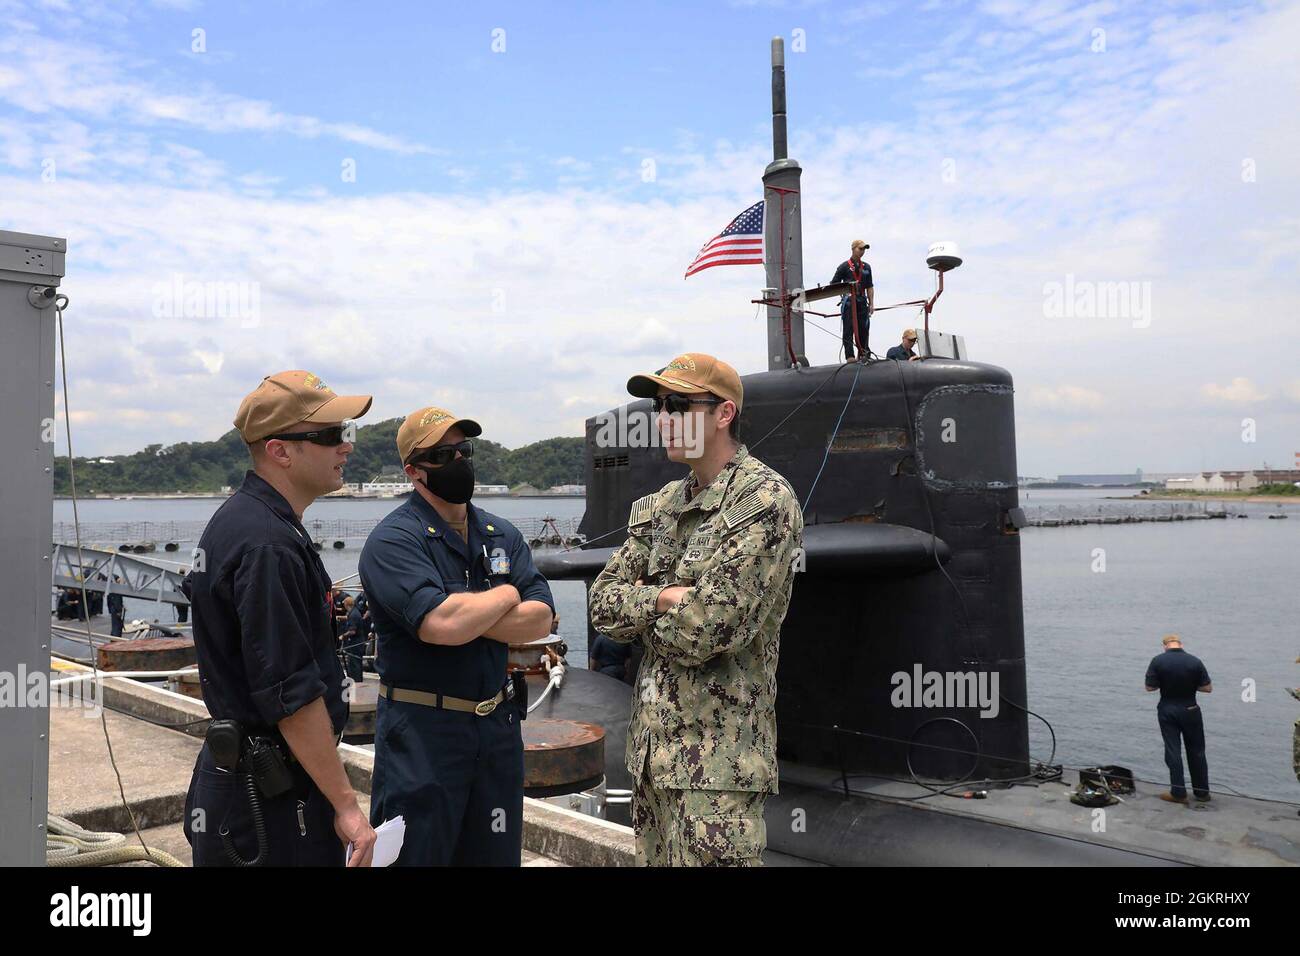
[362,476,414,496]
[1253,468,1300,485]
[511,483,541,496]
[1204,471,1254,491]
[475,483,510,495]
[546,484,586,495]
[1162,469,1300,491]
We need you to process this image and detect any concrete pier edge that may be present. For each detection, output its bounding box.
[63,669,635,867]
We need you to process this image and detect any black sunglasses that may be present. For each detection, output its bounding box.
[413,439,474,468]
[266,425,350,446]
[652,394,723,415]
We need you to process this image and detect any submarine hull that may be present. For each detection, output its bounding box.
[550,358,1029,791]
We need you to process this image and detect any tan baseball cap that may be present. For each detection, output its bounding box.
[234,370,372,443]
[396,406,482,464]
[627,352,743,412]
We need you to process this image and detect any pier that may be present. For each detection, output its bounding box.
[1022,502,1239,528]
[46,663,634,866]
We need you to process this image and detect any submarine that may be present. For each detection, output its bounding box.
[532,40,1299,867]
[535,37,1037,861]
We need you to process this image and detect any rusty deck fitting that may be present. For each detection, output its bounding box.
[523,718,605,798]
[96,637,195,672]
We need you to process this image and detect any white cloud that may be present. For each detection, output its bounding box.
[0,32,435,156]
[3,0,1299,476]
[1200,377,1268,405]
[1028,384,1106,411]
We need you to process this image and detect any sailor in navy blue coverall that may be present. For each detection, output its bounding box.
[183,369,378,867]
[831,239,875,360]
[360,406,554,865]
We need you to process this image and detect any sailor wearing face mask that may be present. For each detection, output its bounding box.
[358,406,555,865]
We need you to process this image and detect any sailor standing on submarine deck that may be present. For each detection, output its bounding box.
[831,240,875,362]
[588,353,803,866]
[359,407,555,865]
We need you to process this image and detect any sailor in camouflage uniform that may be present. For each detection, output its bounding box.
[588,353,803,866]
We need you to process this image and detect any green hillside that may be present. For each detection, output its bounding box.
[54,419,585,494]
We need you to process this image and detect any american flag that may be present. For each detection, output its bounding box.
[684,201,764,278]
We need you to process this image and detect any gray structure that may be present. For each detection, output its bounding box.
[1056,472,1144,486]
[0,230,64,866]
[763,37,807,370]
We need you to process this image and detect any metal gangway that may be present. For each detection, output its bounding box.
[51,542,191,614]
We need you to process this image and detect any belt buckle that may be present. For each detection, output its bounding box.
[474,698,497,716]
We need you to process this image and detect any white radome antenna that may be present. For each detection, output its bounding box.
[926,240,963,273]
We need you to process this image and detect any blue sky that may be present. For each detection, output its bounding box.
[1,0,1298,476]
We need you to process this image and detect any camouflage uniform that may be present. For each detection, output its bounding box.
[588,444,803,866]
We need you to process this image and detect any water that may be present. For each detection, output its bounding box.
[1020,489,1298,802]
[54,495,592,664]
[54,488,1300,802]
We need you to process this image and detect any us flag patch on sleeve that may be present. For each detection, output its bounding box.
[628,493,656,529]
[722,490,768,529]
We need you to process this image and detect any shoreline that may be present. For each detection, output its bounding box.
[1111,493,1299,504]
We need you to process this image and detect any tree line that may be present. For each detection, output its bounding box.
[54,419,585,495]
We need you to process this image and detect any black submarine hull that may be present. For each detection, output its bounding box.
[536,358,1031,859]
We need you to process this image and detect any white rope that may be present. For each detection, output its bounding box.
[527,656,566,713]
[45,815,185,867]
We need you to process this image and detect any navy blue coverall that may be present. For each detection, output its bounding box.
[341,603,368,682]
[1145,647,1212,800]
[359,494,554,866]
[182,471,349,866]
[832,257,873,359]
[106,590,125,637]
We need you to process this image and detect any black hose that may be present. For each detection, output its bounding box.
[220,773,269,866]
[1000,692,1058,769]
[905,716,981,797]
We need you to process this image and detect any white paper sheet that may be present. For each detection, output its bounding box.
[346,815,405,867]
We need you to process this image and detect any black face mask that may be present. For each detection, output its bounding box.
[416,457,475,504]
